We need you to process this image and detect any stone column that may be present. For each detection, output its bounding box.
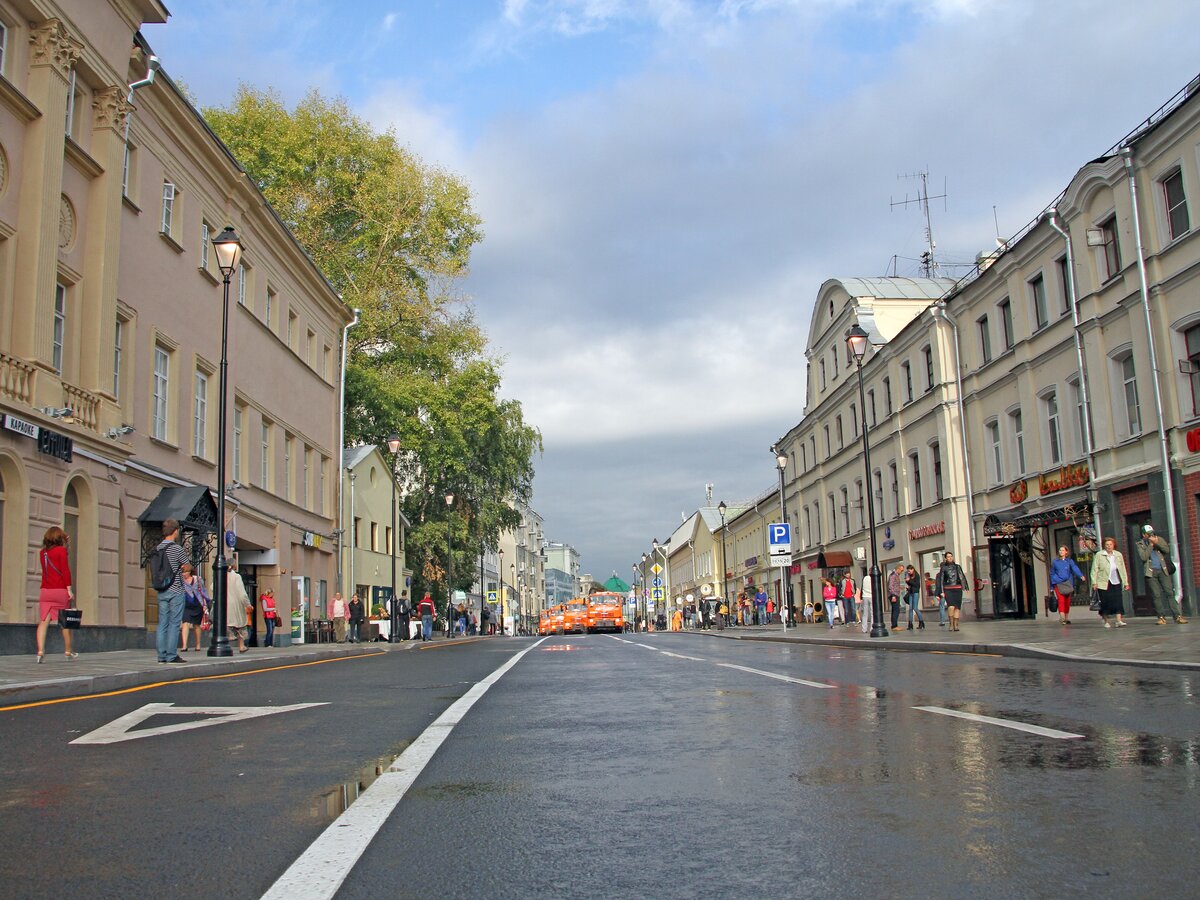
[12,19,82,386]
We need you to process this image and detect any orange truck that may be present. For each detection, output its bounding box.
[586,592,625,633]
[563,599,588,634]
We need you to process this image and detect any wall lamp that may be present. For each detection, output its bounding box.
[41,407,74,419]
[105,424,135,438]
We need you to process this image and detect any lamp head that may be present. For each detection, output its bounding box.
[718,500,727,516]
[845,323,870,362]
[776,453,788,470]
[444,492,454,506]
[212,225,242,277]
[385,434,402,454]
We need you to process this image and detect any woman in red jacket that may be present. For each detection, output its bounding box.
[37,526,76,661]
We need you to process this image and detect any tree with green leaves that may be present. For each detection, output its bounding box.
[205,86,541,614]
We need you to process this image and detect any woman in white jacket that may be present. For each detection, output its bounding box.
[1089,537,1130,628]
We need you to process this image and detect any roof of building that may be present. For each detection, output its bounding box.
[825,276,957,302]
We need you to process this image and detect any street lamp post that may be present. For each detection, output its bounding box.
[386,435,401,642]
[498,548,505,636]
[510,563,516,636]
[445,492,454,635]
[774,452,792,632]
[207,226,242,658]
[717,501,729,625]
[847,324,888,638]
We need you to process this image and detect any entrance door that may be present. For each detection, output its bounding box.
[1125,513,1154,617]
[990,539,1035,617]
[972,545,994,617]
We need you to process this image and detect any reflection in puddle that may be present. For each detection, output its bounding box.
[310,743,411,822]
[409,780,524,802]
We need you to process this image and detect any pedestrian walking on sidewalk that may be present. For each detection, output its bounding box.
[262,589,280,646]
[839,573,858,626]
[1049,546,1085,625]
[330,592,347,642]
[935,552,967,632]
[822,578,838,627]
[179,563,210,652]
[36,526,77,663]
[1135,524,1187,625]
[347,593,363,642]
[887,565,905,630]
[905,565,925,630]
[418,593,435,641]
[226,561,252,652]
[152,519,188,664]
[1089,537,1130,628]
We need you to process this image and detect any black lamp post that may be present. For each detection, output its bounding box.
[847,324,887,638]
[717,501,729,625]
[509,562,516,635]
[386,434,401,641]
[774,451,793,630]
[651,537,666,619]
[445,491,454,634]
[498,548,505,635]
[207,226,241,658]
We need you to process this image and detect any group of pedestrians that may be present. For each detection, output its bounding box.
[1079,524,1188,629]
[812,553,965,631]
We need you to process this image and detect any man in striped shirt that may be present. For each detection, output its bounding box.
[155,518,189,663]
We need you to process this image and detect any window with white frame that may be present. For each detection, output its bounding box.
[867,389,876,426]
[813,504,821,543]
[64,66,78,137]
[901,362,912,403]
[1057,257,1072,315]
[883,376,892,414]
[1068,377,1087,457]
[265,287,275,330]
[828,495,837,538]
[1161,168,1189,241]
[889,461,900,516]
[1030,274,1048,331]
[233,405,243,483]
[152,345,170,440]
[1119,353,1141,435]
[800,442,807,470]
[819,358,827,391]
[283,434,293,500]
[840,486,849,535]
[113,315,125,399]
[0,21,8,76]
[986,419,1003,484]
[201,222,210,271]
[260,421,271,490]
[237,263,247,306]
[909,452,923,510]
[923,345,934,391]
[831,346,838,379]
[850,402,858,438]
[1043,389,1062,465]
[999,298,1014,350]
[318,457,327,515]
[192,370,208,458]
[1099,216,1121,281]
[824,425,830,458]
[931,441,943,501]
[52,283,66,374]
[978,314,992,364]
[853,480,863,531]
[872,470,883,519]
[804,508,811,546]
[1010,407,1026,474]
[1186,324,1200,417]
[835,415,843,450]
[161,182,175,235]
[302,446,310,509]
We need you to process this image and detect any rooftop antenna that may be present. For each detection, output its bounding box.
[705,483,713,504]
[890,169,947,277]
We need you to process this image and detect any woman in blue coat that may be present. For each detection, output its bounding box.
[1049,545,1085,625]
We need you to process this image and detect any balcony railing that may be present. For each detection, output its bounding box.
[61,382,100,431]
[0,351,35,404]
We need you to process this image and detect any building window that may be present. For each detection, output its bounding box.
[1030,274,1048,330]
[873,470,884,519]
[265,288,275,330]
[1161,168,1189,241]
[324,345,333,381]
[923,345,934,391]
[1120,354,1141,435]
[1068,377,1086,457]
[819,358,826,391]
[883,377,892,414]
[800,442,807,470]
[1044,390,1062,465]
[978,315,992,364]
[201,223,210,271]
[831,346,838,379]
[849,402,858,438]
[829,496,837,539]
[318,457,327,515]
[283,435,293,500]
[0,22,8,76]
[931,441,943,501]
[803,508,811,546]
[1057,257,1072,314]
[867,389,876,427]
[853,480,863,531]
[901,362,913,403]
[260,421,271,489]
[237,263,247,306]
[113,316,125,399]
[840,486,849,535]
[64,66,77,137]
[986,420,1003,484]
[161,182,175,235]
[370,522,379,552]
[122,141,132,198]
[287,311,297,351]
[836,415,843,449]
[1099,216,1121,281]
[999,298,1014,350]
[301,446,310,509]
[353,517,361,548]
[152,346,169,440]
[1186,324,1200,417]
[889,461,900,516]
[52,284,66,374]
[1010,408,1026,474]
[307,329,316,367]
[193,370,208,458]
[233,405,243,483]
[813,504,821,543]
[909,452,923,510]
[823,425,831,458]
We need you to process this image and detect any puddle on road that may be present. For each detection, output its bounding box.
[409,780,523,801]
[309,742,411,822]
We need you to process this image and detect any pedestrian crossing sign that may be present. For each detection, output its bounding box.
[487,590,497,602]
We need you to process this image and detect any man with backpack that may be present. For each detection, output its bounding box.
[150,518,188,663]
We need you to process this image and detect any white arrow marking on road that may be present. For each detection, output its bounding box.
[717,663,834,689]
[661,651,705,661]
[70,702,329,745]
[913,706,1084,740]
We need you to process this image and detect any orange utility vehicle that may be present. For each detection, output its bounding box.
[539,609,552,636]
[586,592,625,633]
[563,598,588,634]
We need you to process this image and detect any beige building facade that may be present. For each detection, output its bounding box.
[342,445,409,627]
[0,3,351,650]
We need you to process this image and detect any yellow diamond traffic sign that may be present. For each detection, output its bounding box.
[651,563,662,575]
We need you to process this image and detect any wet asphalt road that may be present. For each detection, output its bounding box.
[2,633,1198,898]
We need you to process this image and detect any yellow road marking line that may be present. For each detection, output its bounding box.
[0,651,385,712]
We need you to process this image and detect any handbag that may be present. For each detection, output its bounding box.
[274,614,283,627]
[1088,591,1102,611]
[58,607,83,629]
[1047,594,1059,613]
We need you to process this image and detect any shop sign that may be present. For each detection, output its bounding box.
[4,414,39,439]
[882,539,895,550]
[744,556,758,567]
[1009,479,1028,504]
[908,521,946,541]
[302,531,322,548]
[1186,426,1200,453]
[37,428,73,462]
[1039,462,1089,496]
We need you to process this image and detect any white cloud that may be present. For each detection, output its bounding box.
[356,82,468,174]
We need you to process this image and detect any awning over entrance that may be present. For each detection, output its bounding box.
[137,485,218,565]
[816,550,853,568]
[983,501,1094,539]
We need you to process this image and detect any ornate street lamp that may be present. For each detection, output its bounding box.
[385,434,401,642]
[445,491,455,635]
[207,226,241,658]
[718,500,729,626]
[847,323,887,637]
[498,548,505,635]
[774,450,792,631]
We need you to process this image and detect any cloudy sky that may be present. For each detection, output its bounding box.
[144,0,1199,581]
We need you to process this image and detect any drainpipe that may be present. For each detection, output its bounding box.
[1121,147,1184,604]
[1045,209,1105,549]
[348,472,357,609]
[336,306,361,593]
[928,303,976,542]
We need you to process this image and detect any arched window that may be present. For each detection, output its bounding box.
[64,480,81,581]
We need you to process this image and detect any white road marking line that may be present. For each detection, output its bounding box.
[71,703,328,745]
[716,663,834,689]
[913,705,1084,740]
[632,642,657,650]
[261,638,548,900]
[660,651,705,661]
